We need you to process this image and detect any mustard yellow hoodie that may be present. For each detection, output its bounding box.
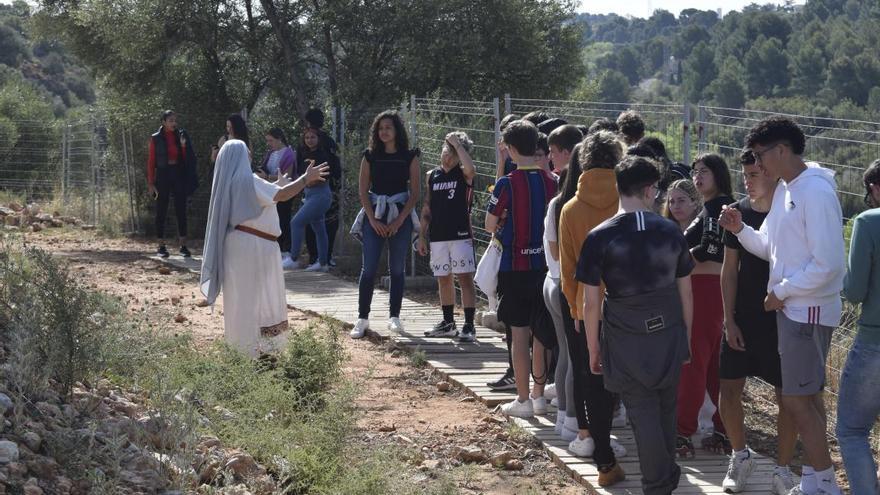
[559,168,619,320]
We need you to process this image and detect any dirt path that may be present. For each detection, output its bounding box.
[23,229,585,494]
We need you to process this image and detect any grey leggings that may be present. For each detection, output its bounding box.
[543,275,576,420]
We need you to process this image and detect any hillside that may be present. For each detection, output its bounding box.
[0,0,95,116]
[576,1,880,119]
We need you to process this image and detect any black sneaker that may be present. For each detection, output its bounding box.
[157,245,170,258]
[487,369,516,391]
[701,431,733,455]
[676,435,696,459]
[424,320,457,337]
[180,246,192,258]
[458,323,476,342]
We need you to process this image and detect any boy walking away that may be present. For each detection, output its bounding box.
[579,156,693,492]
[837,159,880,495]
[487,120,557,418]
[418,132,478,342]
[719,150,797,494]
[720,116,846,495]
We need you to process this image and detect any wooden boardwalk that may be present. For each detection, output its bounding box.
[160,254,775,494]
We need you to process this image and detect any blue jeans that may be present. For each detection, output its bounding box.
[358,215,413,319]
[289,185,332,265]
[836,332,880,495]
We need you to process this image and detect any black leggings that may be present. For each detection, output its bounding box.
[277,199,293,252]
[559,292,589,429]
[306,211,339,263]
[155,166,187,240]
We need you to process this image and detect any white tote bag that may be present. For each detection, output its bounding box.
[475,236,502,310]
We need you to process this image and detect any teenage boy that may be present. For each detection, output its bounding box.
[547,125,582,173]
[418,132,478,342]
[719,149,797,494]
[616,110,646,146]
[720,116,846,495]
[487,119,557,418]
[579,156,693,493]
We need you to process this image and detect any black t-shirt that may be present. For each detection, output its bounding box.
[364,148,420,196]
[576,211,695,298]
[428,165,472,242]
[722,197,771,316]
[298,147,342,214]
[684,195,735,263]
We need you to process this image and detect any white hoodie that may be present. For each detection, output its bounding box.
[735,162,845,327]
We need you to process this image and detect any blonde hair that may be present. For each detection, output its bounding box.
[663,179,700,224]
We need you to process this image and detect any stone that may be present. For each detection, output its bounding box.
[377,424,396,432]
[436,381,450,392]
[158,267,171,275]
[482,311,498,329]
[80,224,96,231]
[25,455,59,479]
[0,440,19,464]
[419,459,442,471]
[35,402,62,418]
[196,299,210,307]
[454,445,487,464]
[23,479,43,495]
[0,393,12,416]
[490,451,513,467]
[55,476,73,495]
[30,223,42,233]
[223,451,265,478]
[197,436,222,451]
[504,459,524,471]
[21,431,41,452]
[174,314,187,324]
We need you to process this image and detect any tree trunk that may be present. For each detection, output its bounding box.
[260,0,312,122]
[313,0,339,109]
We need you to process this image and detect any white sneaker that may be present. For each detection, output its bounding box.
[281,257,298,270]
[304,262,329,272]
[350,319,369,339]
[722,450,757,493]
[388,317,404,333]
[612,402,627,428]
[561,416,579,442]
[772,467,797,495]
[555,411,565,435]
[500,398,533,418]
[531,394,548,415]
[568,435,595,457]
[544,383,557,400]
[610,438,627,458]
[550,397,559,407]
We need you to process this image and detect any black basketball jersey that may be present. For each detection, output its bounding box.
[428,165,473,241]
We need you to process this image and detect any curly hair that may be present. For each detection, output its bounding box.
[580,130,625,171]
[587,118,619,136]
[368,110,409,154]
[745,116,806,155]
[740,148,756,166]
[616,110,645,144]
[444,131,473,155]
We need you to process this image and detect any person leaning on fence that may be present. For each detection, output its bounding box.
[616,110,645,147]
[258,128,297,259]
[542,124,582,441]
[676,153,735,458]
[580,156,694,492]
[837,159,880,495]
[199,139,327,358]
[486,119,557,419]
[718,149,797,494]
[285,127,334,273]
[719,116,846,495]
[299,127,342,269]
[147,110,198,258]
[349,110,421,339]
[417,132,478,343]
[559,130,628,460]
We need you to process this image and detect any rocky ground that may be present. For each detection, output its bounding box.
[1,223,584,494]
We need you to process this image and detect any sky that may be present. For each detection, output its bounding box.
[577,0,805,18]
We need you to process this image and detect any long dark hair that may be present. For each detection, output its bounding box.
[368,110,409,154]
[692,153,733,198]
[266,127,288,146]
[228,114,250,147]
[555,142,584,228]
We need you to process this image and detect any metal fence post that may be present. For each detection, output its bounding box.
[697,103,707,153]
[129,128,140,233]
[682,101,692,166]
[337,107,347,259]
[61,124,68,208]
[504,93,511,115]
[493,97,501,176]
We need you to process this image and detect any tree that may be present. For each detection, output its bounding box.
[682,41,715,101]
[790,44,826,95]
[707,69,746,109]
[743,37,790,97]
[596,70,631,103]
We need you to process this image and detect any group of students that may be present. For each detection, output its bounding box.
[147,109,342,270]
[345,107,880,495]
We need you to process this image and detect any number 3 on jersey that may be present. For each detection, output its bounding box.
[447,188,456,200]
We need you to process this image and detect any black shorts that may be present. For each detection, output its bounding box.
[497,270,544,328]
[719,311,782,387]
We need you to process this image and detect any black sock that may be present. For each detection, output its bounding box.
[464,307,475,325]
[442,305,454,323]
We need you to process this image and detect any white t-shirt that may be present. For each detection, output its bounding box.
[543,196,561,279]
[240,175,282,237]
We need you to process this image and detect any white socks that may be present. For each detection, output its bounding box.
[801,466,816,493]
